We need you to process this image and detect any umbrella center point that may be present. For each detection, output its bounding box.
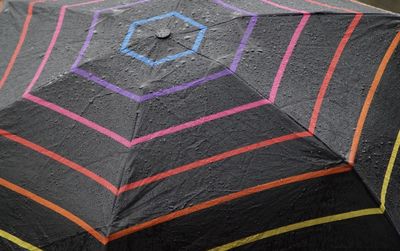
[155,28,171,39]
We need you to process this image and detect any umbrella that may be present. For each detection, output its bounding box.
[0,0,400,250]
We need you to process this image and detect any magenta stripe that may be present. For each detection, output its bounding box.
[24,6,66,95]
[24,91,270,147]
[21,0,305,148]
[212,0,257,72]
[72,0,256,102]
[129,99,271,146]
[229,16,258,72]
[268,14,310,102]
[260,0,311,102]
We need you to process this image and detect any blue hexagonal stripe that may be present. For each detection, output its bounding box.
[120,11,207,66]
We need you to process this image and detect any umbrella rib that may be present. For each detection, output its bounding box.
[106,103,144,235]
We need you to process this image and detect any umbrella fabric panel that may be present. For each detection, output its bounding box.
[302,15,400,160]
[353,43,400,234]
[232,214,400,250]
[0,186,99,250]
[39,172,399,250]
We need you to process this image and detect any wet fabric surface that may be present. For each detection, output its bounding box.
[0,0,400,250]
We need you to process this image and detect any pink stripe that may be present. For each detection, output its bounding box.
[261,0,308,14]
[21,0,304,148]
[261,0,310,103]
[269,14,310,102]
[24,0,103,95]
[24,93,132,147]
[20,0,271,148]
[25,92,269,147]
[129,99,271,146]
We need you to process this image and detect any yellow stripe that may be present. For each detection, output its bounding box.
[210,208,382,251]
[380,130,400,211]
[0,229,42,251]
[210,130,400,250]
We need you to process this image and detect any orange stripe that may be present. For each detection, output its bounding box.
[348,32,400,164]
[0,163,351,244]
[0,129,118,194]
[109,164,352,241]
[308,13,363,133]
[0,178,108,244]
[0,0,43,90]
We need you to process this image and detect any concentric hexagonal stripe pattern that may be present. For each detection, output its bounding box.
[1,0,400,250]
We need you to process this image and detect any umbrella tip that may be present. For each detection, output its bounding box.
[155,28,172,39]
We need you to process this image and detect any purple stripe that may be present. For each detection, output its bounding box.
[73,67,231,103]
[72,67,142,101]
[71,11,100,69]
[140,69,231,101]
[229,16,257,72]
[70,0,255,103]
[72,0,152,69]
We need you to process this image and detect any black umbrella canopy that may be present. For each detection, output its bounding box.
[0,0,400,250]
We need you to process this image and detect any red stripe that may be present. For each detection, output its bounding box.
[118,131,312,194]
[0,0,44,89]
[0,129,118,194]
[0,178,108,244]
[308,13,363,133]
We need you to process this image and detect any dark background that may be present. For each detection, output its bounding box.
[361,0,400,12]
